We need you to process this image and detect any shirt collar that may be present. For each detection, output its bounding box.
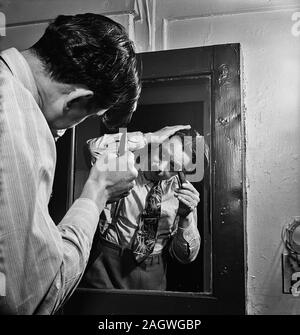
[1,48,67,140]
[1,48,40,106]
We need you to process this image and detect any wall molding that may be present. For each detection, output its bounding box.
[3,0,137,25]
[6,9,141,28]
[3,10,141,50]
[161,4,300,50]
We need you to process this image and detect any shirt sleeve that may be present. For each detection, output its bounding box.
[0,71,101,315]
[87,132,147,163]
[52,198,100,309]
[169,209,201,264]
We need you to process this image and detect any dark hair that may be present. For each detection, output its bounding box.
[101,99,135,131]
[170,128,210,172]
[31,13,141,123]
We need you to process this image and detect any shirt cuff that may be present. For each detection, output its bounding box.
[59,197,101,242]
[177,211,199,243]
[76,198,101,216]
[178,210,196,227]
[177,225,200,243]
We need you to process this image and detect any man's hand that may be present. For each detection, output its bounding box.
[175,181,200,218]
[80,151,138,209]
[145,125,191,145]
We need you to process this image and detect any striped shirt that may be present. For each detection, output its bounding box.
[0,48,100,314]
[103,171,200,263]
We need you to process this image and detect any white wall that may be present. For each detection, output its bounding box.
[149,0,300,314]
[1,0,300,314]
[0,0,150,51]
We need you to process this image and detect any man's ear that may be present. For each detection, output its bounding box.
[63,88,94,112]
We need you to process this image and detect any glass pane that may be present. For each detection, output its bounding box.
[74,75,212,294]
[128,76,212,293]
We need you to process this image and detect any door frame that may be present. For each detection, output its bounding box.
[63,43,246,315]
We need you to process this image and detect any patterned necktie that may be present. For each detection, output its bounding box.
[132,181,162,263]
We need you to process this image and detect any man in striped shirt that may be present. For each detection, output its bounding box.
[0,13,141,315]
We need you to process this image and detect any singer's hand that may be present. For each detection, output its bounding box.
[175,181,200,218]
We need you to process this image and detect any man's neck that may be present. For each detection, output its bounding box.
[21,49,46,109]
[21,50,71,109]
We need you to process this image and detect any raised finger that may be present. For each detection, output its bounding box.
[177,195,196,209]
[180,182,199,196]
[176,193,198,207]
[175,189,200,202]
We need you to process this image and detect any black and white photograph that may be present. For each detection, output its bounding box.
[0,0,300,326]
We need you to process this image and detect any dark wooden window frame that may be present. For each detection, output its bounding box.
[63,43,246,315]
